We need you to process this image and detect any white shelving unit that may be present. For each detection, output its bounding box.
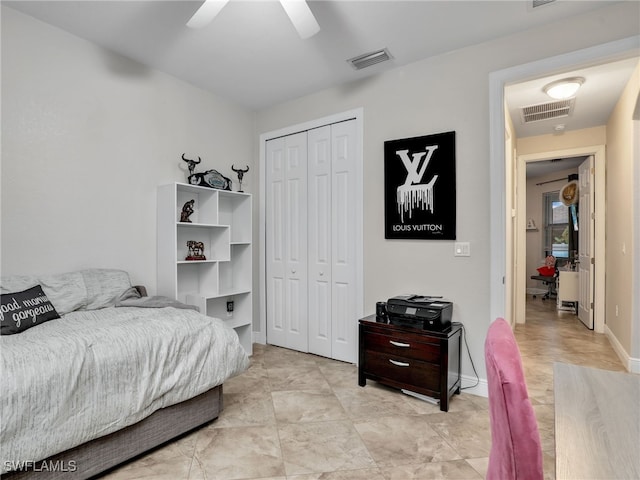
[157,183,252,355]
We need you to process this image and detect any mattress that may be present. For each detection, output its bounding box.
[0,306,249,473]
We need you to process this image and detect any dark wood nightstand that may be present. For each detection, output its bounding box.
[358,314,462,411]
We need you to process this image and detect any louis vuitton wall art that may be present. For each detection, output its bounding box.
[384,131,456,240]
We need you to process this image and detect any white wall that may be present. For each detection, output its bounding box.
[2,2,638,380]
[606,62,640,361]
[1,7,255,292]
[255,2,640,382]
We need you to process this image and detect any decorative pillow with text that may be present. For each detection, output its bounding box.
[0,285,61,335]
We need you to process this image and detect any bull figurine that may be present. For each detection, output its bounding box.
[232,165,250,192]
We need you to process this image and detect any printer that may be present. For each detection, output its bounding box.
[385,295,453,331]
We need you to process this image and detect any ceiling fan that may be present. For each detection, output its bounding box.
[187,0,320,39]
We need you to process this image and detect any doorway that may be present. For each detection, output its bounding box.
[489,37,639,331]
[518,153,601,332]
[515,148,605,333]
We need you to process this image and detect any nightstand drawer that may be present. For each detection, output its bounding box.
[363,351,441,392]
[364,331,440,363]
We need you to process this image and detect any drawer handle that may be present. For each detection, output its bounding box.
[389,359,410,367]
[389,340,410,348]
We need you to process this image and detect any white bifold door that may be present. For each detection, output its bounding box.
[266,120,359,363]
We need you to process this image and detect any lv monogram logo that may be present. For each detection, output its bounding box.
[395,145,440,223]
[396,145,438,186]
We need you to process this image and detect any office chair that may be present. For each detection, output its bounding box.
[531,255,558,300]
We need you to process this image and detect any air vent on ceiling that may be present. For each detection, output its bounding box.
[347,48,392,70]
[532,0,556,8]
[520,98,575,124]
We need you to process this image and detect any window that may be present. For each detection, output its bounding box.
[543,191,569,258]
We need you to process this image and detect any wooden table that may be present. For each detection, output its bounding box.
[554,362,640,479]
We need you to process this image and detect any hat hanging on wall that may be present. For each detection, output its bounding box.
[560,180,579,206]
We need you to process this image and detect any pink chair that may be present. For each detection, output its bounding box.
[484,318,543,480]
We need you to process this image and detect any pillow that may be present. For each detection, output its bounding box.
[81,269,131,310]
[1,271,87,315]
[1,275,38,294]
[38,271,88,315]
[0,285,61,335]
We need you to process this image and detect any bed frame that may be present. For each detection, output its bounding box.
[2,286,225,480]
[3,386,223,479]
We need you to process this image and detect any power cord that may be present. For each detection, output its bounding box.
[453,321,479,390]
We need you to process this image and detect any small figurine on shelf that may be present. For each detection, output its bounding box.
[181,153,201,182]
[181,153,232,190]
[231,165,249,192]
[186,240,206,261]
[180,199,195,223]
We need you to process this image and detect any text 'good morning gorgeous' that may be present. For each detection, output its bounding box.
[0,294,56,327]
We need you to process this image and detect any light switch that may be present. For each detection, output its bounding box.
[454,242,471,257]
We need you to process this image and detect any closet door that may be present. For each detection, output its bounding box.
[330,120,358,363]
[266,132,308,352]
[266,119,359,362]
[308,126,332,357]
[307,120,358,362]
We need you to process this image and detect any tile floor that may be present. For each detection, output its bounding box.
[103,297,625,480]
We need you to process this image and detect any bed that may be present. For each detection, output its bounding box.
[0,269,249,479]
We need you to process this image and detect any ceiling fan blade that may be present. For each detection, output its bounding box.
[279,0,320,39]
[186,0,230,29]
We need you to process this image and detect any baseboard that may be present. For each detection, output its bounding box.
[605,325,640,374]
[460,374,488,397]
[253,331,266,345]
[630,357,640,374]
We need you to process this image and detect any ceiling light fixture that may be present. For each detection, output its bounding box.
[543,77,584,100]
[187,0,320,39]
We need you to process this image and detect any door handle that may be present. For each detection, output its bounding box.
[291,269,296,274]
[389,359,410,367]
[389,340,410,348]
[319,271,324,276]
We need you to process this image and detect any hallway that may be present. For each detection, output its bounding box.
[518,295,625,380]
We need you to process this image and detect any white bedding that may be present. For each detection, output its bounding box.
[0,306,249,472]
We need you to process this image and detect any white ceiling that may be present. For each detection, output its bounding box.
[4,0,639,169]
[509,54,638,179]
[525,156,586,180]
[505,57,638,138]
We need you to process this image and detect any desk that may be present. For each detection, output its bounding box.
[557,271,579,313]
[554,362,640,479]
[557,271,578,302]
